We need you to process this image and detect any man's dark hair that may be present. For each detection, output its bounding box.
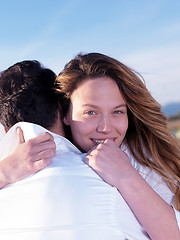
[0,60,58,131]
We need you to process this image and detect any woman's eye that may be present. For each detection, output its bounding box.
[85,110,96,115]
[113,110,122,114]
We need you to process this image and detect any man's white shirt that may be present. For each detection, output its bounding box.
[0,122,179,240]
[0,123,5,142]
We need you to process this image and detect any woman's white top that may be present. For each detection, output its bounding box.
[0,122,179,240]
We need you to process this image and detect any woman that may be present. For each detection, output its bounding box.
[54,52,180,239]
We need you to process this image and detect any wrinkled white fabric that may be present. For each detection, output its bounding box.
[0,123,5,142]
[0,122,179,240]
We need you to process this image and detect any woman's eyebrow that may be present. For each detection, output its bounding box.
[82,104,98,108]
[82,104,127,108]
[114,104,127,109]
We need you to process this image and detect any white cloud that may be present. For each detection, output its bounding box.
[121,43,180,106]
[0,44,42,71]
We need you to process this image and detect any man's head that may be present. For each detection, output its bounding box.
[0,60,61,132]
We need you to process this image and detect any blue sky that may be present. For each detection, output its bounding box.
[0,0,180,106]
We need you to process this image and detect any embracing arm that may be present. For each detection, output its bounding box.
[0,127,56,189]
[85,140,180,240]
[117,163,180,240]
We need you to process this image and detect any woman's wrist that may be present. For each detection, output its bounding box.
[0,159,11,189]
[115,163,138,191]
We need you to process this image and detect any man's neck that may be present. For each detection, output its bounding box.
[49,126,65,137]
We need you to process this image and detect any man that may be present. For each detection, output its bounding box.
[0,61,129,240]
[0,60,58,188]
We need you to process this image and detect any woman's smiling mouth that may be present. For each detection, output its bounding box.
[91,138,116,145]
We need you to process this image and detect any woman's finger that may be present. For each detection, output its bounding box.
[16,127,25,144]
[33,148,56,162]
[33,158,51,172]
[33,140,56,155]
[31,132,54,144]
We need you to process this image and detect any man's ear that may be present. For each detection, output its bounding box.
[63,115,70,126]
[58,100,70,126]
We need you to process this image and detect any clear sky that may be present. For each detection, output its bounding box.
[0,0,180,106]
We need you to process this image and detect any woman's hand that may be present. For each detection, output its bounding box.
[84,139,133,188]
[0,127,56,188]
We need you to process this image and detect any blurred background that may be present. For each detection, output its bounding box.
[0,0,180,139]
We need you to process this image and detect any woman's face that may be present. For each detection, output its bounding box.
[64,77,128,152]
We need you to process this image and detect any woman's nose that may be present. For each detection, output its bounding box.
[96,116,112,133]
